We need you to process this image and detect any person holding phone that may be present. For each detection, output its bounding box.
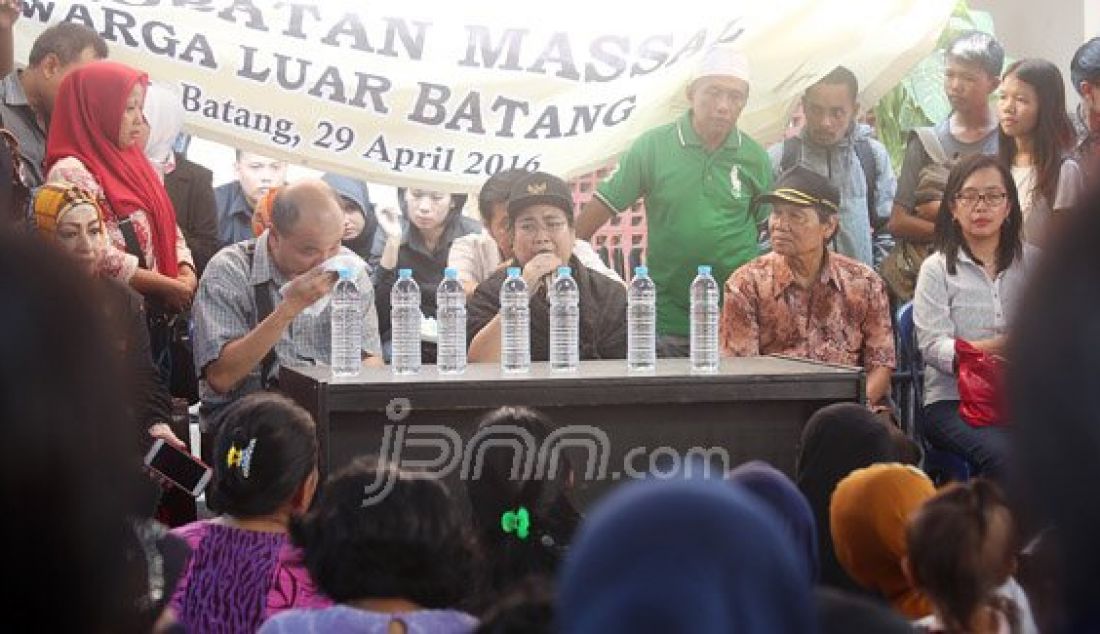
[169,393,331,632]
[33,183,183,451]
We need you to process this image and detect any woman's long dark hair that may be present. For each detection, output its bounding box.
[998,59,1076,208]
[934,154,1024,276]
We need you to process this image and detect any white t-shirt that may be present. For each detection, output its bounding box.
[1011,160,1085,245]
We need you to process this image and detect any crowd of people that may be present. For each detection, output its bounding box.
[2,9,1100,633]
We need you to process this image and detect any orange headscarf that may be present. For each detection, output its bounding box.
[251,187,281,237]
[830,463,936,619]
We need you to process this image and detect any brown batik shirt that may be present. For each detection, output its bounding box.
[720,251,895,372]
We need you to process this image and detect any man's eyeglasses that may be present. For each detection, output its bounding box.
[954,191,1008,207]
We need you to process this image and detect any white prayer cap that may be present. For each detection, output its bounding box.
[692,46,751,83]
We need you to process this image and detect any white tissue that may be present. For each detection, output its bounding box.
[280,253,368,317]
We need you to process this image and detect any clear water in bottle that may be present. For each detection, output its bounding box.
[436,267,467,375]
[549,266,579,372]
[330,268,363,378]
[500,267,530,373]
[627,265,657,371]
[690,264,720,373]
[391,268,422,375]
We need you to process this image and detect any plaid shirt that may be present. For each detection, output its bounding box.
[193,232,381,423]
[720,252,896,371]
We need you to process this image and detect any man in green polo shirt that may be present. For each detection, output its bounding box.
[576,47,772,356]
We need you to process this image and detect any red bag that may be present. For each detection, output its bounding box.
[955,339,1007,427]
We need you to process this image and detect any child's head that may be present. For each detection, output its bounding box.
[208,393,319,519]
[906,478,1018,630]
[466,407,581,596]
[291,457,476,608]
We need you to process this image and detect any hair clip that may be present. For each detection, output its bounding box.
[239,438,258,479]
[501,506,530,540]
[226,445,243,469]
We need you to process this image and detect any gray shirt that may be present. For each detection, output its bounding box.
[913,246,1036,405]
[0,71,47,187]
[894,118,998,212]
[193,232,382,424]
[767,124,896,266]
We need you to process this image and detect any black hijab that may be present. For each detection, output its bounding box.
[796,403,897,594]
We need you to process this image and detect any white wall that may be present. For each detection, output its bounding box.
[970,0,1090,103]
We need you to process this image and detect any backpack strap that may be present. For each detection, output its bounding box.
[853,137,882,231]
[243,240,278,390]
[779,137,802,173]
[913,126,951,166]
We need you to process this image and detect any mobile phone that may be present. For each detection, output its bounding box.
[144,438,213,497]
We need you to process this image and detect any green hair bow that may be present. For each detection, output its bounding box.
[500,506,530,540]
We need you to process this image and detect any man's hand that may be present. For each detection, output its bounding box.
[282,266,338,316]
[0,1,21,30]
[521,252,564,294]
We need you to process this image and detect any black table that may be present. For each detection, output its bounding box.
[281,356,864,509]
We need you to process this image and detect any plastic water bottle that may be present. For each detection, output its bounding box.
[690,265,720,373]
[391,268,422,375]
[500,267,530,373]
[330,267,363,378]
[628,265,657,371]
[436,267,467,375]
[549,266,580,372]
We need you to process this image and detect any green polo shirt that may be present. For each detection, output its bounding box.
[595,111,772,336]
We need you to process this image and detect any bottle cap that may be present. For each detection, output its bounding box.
[635,265,648,277]
[507,267,521,277]
[444,267,458,280]
[557,266,571,277]
[697,265,712,276]
[398,268,413,280]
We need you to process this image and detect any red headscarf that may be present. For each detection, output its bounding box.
[46,61,179,276]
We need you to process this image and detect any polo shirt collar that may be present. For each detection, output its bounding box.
[676,110,742,151]
[771,251,839,298]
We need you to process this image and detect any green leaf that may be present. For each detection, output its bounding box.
[870,0,998,172]
[903,55,951,123]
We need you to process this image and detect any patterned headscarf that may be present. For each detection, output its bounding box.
[33,183,106,237]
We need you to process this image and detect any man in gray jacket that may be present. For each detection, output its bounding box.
[768,66,895,267]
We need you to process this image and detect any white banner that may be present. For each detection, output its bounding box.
[14,0,953,191]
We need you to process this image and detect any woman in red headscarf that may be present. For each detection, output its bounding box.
[45,60,196,312]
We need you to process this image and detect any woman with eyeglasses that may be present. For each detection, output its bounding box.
[998,58,1084,246]
[913,154,1036,481]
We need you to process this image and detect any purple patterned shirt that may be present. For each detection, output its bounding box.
[170,520,331,633]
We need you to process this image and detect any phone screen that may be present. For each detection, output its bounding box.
[146,440,211,496]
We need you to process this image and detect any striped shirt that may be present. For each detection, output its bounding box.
[913,247,1037,405]
[193,232,381,423]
